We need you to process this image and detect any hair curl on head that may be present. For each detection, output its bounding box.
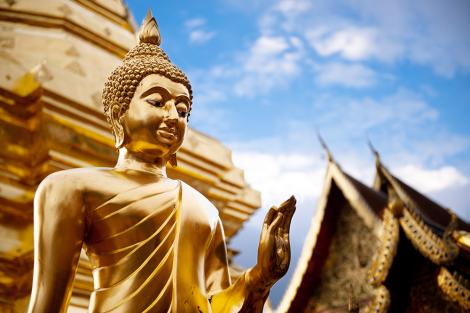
[102,10,192,127]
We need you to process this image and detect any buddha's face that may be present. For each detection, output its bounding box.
[116,73,190,160]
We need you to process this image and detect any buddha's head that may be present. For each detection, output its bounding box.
[102,10,192,163]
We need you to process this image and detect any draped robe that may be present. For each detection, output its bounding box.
[83,181,234,313]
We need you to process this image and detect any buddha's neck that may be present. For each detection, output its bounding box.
[115,148,167,177]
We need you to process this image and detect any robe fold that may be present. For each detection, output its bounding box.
[84,181,231,313]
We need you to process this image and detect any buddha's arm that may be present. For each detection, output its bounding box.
[209,196,296,313]
[28,174,86,313]
[207,220,269,313]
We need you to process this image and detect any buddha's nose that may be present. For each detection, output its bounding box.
[164,102,179,121]
[164,107,178,127]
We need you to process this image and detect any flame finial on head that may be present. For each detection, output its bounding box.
[138,9,161,46]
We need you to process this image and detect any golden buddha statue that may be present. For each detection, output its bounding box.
[27,10,295,313]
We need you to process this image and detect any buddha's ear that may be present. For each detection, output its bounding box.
[110,103,127,149]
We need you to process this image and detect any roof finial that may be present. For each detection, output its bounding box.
[317,131,333,163]
[138,9,161,45]
[368,138,381,167]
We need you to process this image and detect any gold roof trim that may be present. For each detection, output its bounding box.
[399,207,459,265]
[437,267,470,310]
[361,285,390,313]
[367,208,399,287]
[453,230,470,252]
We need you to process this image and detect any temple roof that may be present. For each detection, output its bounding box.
[277,148,470,313]
[277,158,387,313]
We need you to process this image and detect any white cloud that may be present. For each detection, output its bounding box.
[251,36,289,55]
[308,26,373,60]
[314,62,377,88]
[184,17,216,44]
[391,163,470,221]
[234,35,304,97]
[185,18,206,29]
[430,183,470,221]
[233,150,325,209]
[259,0,313,33]
[276,0,312,16]
[314,89,439,137]
[231,140,470,229]
[230,146,327,278]
[230,144,325,303]
[186,33,302,107]
[349,0,470,74]
[306,26,403,62]
[222,0,273,11]
[189,30,216,44]
[259,0,470,77]
[394,164,469,193]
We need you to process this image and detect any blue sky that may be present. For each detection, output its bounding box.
[127,0,470,306]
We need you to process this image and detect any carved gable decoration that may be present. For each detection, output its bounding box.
[65,61,86,77]
[65,45,80,57]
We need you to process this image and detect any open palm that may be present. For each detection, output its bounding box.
[255,196,296,286]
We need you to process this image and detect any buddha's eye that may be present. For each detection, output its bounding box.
[177,109,187,118]
[146,99,163,107]
[176,103,188,118]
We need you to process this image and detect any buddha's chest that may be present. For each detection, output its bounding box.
[83,182,213,268]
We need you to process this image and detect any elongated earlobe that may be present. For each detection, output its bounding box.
[169,153,177,167]
[111,104,126,149]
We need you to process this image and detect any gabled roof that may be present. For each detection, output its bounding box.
[277,158,387,313]
[277,146,470,313]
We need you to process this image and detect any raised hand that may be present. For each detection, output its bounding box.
[251,196,296,288]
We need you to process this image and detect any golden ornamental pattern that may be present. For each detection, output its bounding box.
[362,285,390,313]
[399,208,458,265]
[367,209,399,287]
[437,267,470,310]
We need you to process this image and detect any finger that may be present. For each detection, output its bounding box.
[281,202,296,233]
[278,195,296,214]
[263,206,278,225]
[268,212,283,233]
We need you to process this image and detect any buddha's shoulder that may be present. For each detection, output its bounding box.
[38,167,118,193]
[180,181,219,218]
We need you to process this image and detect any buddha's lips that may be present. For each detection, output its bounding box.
[157,129,177,142]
